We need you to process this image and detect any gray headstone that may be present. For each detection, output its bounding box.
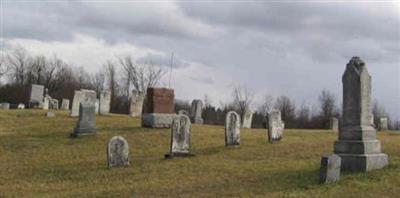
[242,110,253,128]
[378,117,388,131]
[71,89,97,117]
[142,113,178,128]
[17,103,25,109]
[129,90,145,117]
[225,111,241,146]
[99,91,111,115]
[71,102,96,137]
[107,136,129,168]
[319,154,341,184]
[61,99,70,110]
[190,99,204,124]
[29,84,44,108]
[329,117,339,132]
[50,98,59,110]
[46,112,55,118]
[95,99,99,115]
[168,114,192,157]
[0,103,10,110]
[268,109,284,143]
[333,57,388,172]
[43,96,50,110]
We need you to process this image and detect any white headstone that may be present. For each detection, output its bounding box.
[225,111,241,146]
[267,109,284,143]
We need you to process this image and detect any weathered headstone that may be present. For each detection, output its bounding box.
[333,57,388,172]
[267,109,285,143]
[17,103,25,109]
[50,98,59,110]
[46,112,55,118]
[329,117,339,132]
[71,89,97,117]
[378,117,388,131]
[190,99,204,124]
[61,99,70,110]
[319,154,341,184]
[29,84,44,108]
[178,110,189,115]
[129,90,145,117]
[107,136,129,168]
[142,88,177,128]
[225,111,241,146]
[71,102,96,137]
[95,99,99,115]
[166,115,192,158]
[0,103,10,110]
[99,91,111,115]
[242,110,253,128]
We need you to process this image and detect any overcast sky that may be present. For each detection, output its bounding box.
[1,1,400,119]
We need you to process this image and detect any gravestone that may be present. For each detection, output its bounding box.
[43,96,50,110]
[71,102,96,137]
[0,103,10,110]
[46,112,55,118]
[242,110,253,128]
[329,117,339,132]
[29,84,44,108]
[178,110,189,115]
[333,57,388,172]
[107,136,129,168]
[50,98,59,110]
[95,99,99,115]
[71,89,97,117]
[17,103,25,109]
[129,90,145,117]
[61,99,70,110]
[225,111,241,146]
[267,109,285,143]
[165,115,192,158]
[378,117,388,131]
[99,91,111,115]
[319,154,341,184]
[142,88,177,128]
[190,99,204,124]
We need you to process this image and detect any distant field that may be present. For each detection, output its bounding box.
[0,109,399,197]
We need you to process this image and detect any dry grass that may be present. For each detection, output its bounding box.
[0,109,399,197]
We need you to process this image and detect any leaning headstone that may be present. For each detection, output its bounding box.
[267,109,285,143]
[319,154,341,184]
[165,115,192,158]
[242,110,253,128]
[46,112,55,118]
[71,89,97,117]
[329,117,339,132]
[129,90,145,117]
[0,103,10,110]
[190,99,204,124]
[378,117,388,131]
[29,84,44,108]
[107,136,129,168]
[95,99,99,115]
[61,99,70,110]
[99,91,111,115]
[17,103,25,109]
[333,57,388,172]
[142,88,177,128]
[178,110,189,115]
[225,111,241,146]
[71,103,96,137]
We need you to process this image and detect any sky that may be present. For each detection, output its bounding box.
[1,1,400,119]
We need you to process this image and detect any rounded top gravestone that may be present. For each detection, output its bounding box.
[107,136,129,168]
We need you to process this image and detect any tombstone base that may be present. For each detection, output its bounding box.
[337,153,388,172]
[190,117,204,124]
[142,113,178,128]
[164,153,195,159]
[71,128,96,137]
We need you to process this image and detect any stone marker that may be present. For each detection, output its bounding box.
[71,89,97,117]
[0,103,10,110]
[29,84,44,108]
[329,117,339,132]
[43,96,50,110]
[61,99,70,110]
[319,154,341,184]
[378,117,388,131]
[46,112,55,118]
[190,99,204,124]
[107,136,129,168]
[71,102,96,137]
[95,99,99,115]
[129,90,145,117]
[99,91,111,115]
[267,109,285,143]
[242,110,253,128]
[178,110,189,115]
[50,98,59,110]
[17,103,25,109]
[165,115,192,158]
[333,57,388,172]
[225,111,241,146]
[142,88,177,128]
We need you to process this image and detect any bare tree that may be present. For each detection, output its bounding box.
[105,61,118,111]
[318,89,337,119]
[232,86,254,119]
[7,47,31,86]
[203,94,212,108]
[372,99,388,127]
[275,95,296,128]
[257,94,275,116]
[118,56,166,95]
[0,55,8,79]
[90,70,105,96]
[296,104,311,128]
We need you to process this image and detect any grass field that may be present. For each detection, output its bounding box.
[0,109,399,197]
